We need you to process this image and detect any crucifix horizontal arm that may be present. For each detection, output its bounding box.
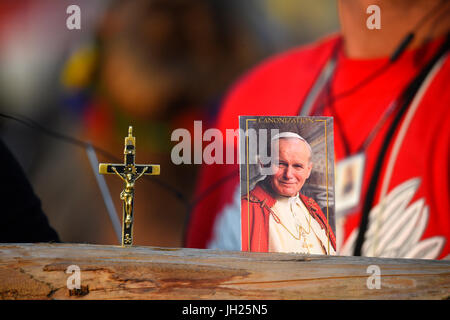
[99,163,160,176]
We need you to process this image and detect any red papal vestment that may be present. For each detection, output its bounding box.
[241,183,336,253]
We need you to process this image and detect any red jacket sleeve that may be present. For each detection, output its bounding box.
[241,197,270,252]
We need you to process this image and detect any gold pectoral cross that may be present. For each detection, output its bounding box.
[99,126,160,247]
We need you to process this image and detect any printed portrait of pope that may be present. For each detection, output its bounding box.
[241,132,336,254]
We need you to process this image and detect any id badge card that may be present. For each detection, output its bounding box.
[335,153,366,216]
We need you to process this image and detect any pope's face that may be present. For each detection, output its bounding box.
[269,138,312,197]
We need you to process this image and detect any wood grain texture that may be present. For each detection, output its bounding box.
[0,243,449,300]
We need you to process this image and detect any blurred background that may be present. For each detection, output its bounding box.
[0,0,339,247]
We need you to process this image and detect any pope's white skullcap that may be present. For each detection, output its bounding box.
[271,132,306,142]
[271,132,312,158]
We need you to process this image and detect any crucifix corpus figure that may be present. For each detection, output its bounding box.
[99,126,160,246]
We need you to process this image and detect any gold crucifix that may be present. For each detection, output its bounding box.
[99,126,160,246]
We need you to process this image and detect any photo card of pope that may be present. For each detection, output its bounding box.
[239,116,336,255]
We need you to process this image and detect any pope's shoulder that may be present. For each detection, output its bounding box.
[241,183,276,207]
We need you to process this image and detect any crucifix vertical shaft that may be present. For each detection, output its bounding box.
[99,126,160,247]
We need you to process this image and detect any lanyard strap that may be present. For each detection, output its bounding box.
[300,36,448,158]
[301,44,396,157]
[299,51,338,117]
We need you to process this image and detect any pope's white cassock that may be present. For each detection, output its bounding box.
[269,193,335,255]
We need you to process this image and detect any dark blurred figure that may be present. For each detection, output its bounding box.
[0,138,59,243]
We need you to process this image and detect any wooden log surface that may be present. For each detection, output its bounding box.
[0,243,449,300]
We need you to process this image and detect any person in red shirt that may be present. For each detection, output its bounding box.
[185,0,450,259]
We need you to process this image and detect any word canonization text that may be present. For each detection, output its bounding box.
[171,121,280,174]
